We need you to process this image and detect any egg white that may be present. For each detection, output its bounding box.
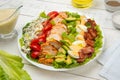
[68,40,86,58]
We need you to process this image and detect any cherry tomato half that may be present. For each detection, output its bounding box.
[38,38,46,44]
[31,34,46,45]
[38,33,46,39]
[31,51,40,59]
[42,20,49,27]
[31,38,39,45]
[42,23,52,33]
[47,11,59,19]
[30,44,41,51]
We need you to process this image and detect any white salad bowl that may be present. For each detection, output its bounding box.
[18,12,104,71]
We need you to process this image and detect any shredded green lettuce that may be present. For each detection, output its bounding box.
[66,12,80,18]
[19,37,24,47]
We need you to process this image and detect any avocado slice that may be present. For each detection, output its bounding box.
[55,54,66,58]
[65,17,76,21]
[62,45,69,51]
[55,58,65,63]
[65,56,72,65]
[58,48,66,55]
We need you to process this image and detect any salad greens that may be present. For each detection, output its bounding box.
[39,11,48,18]
[0,50,31,80]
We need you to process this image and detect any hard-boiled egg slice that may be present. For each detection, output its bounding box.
[76,24,87,32]
[68,50,79,59]
[72,40,86,48]
[68,40,86,58]
[75,34,84,41]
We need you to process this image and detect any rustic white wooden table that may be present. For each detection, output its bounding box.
[1,0,120,80]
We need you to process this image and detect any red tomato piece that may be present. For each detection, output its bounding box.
[42,20,49,27]
[31,51,40,59]
[30,44,41,51]
[31,38,39,45]
[38,38,46,43]
[42,23,52,33]
[38,33,46,39]
[47,11,59,19]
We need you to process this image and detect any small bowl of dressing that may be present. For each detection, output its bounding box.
[105,0,120,12]
[112,11,120,29]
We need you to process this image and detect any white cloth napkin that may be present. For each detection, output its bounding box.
[97,41,120,80]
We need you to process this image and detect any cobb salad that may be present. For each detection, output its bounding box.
[19,11,103,68]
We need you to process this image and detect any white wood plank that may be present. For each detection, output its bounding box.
[38,0,105,10]
[24,64,95,80]
[22,0,114,29]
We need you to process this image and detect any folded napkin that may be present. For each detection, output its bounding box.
[97,41,120,80]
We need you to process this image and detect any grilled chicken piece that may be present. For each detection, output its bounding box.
[51,23,67,34]
[59,12,68,19]
[52,12,67,24]
[47,23,67,41]
[47,33,62,41]
[38,58,53,65]
[52,15,63,24]
[41,43,57,56]
[48,39,62,49]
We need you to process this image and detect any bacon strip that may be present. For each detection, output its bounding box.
[81,46,94,54]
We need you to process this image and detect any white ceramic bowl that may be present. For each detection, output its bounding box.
[18,15,104,71]
[104,0,120,12]
[112,11,120,29]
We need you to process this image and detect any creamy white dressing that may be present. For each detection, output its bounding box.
[0,9,18,34]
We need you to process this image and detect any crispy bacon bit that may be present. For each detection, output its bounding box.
[78,52,86,59]
[88,28,97,39]
[77,51,86,63]
[84,28,97,40]
[87,19,97,27]
[85,39,94,47]
[84,32,93,40]
[86,53,92,58]
[77,58,86,63]
[77,46,94,63]
[81,46,94,54]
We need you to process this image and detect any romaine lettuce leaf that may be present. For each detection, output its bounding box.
[0,50,31,80]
